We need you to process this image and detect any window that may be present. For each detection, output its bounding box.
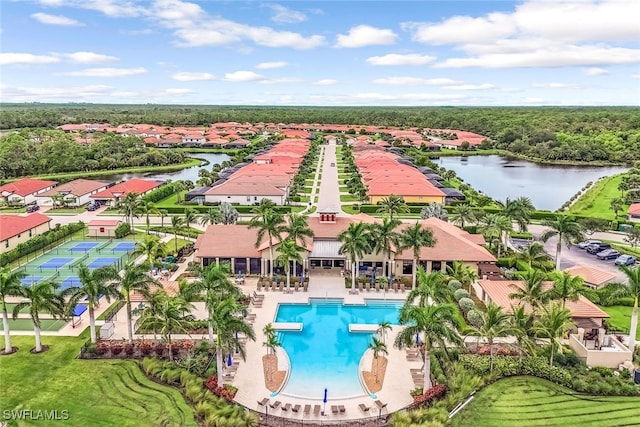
[100,227,105,233]
[432,261,442,272]
[5,240,9,248]
[254,196,258,201]
[402,260,412,275]
[17,234,21,238]
[29,230,32,237]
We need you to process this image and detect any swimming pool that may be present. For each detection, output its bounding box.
[274,298,402,399]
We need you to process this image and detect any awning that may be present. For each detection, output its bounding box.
[310,240,345,259]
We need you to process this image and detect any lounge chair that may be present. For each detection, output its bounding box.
[400,282,405,292]
[294,282,299,292]
[365,282,371,292]
[331,405,339,414]
[313,405,321,415]
[257,398,269,407]
[303,282,308,292]
[303,404,311,415]
[269,401,281,409]
[339,405,345,413]
[292,404,301,413]
[253,291,264,300]
[359,403,370,413]
[374,282,380,292]
[282,403,291,412]
[375,400,387,410]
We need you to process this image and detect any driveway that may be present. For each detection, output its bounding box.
[315,139,344,215]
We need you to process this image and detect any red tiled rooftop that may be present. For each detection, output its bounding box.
[0,213,51,241]
[629,203,640,215]
[91,179,161,199]
[38,179,110,197]
[0,178,57,197]
[88,219,122,227]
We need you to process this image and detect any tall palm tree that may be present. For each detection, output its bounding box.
[139,200,159,234]
[510,269,548,314]
[394,303,463,390]
[479,213,512,257]
[376,194,409,220]
[619,265,640,350]
[368,336,388,383]
[533,303,573,366]
[511,304,536,359]
[548,271,593,308]
[198,208,220,227]
[407,268,450,306]
[275,238,303,290]
[64,264,119,343]
[499,196,535,232]
[262,323,280,355]
[248,201,286,278]
[540,215,584,270]
[284,213,314,276]
[210,297,256,384]
[132,235,166,266]
[377,321,392,344]
[338,222,372,290]
[173,181,186,204]
[446,261,478,292]
[450,203,476,228]
[135,292,195,361]
[13,281,65,352]
[399,222,436,290]
[0,267,26,354]
[183,208,198,230]
[119,192,142,229]
[368,217,401,279]
[516,242,552,270]
[170,215,185,253]
[114,262,159,342]
[159,209,169,228]
[466,302,513,371]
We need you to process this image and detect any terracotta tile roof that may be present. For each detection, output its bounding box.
[628,203,640,216]
[195,225,262,258]
[88,219,122,227]
[205,180,285,196]
[0,178,57,197]
[306,214,379,239]
[37,179,110,197]
[563,265,616,287]
[0,213,51,241]
[477,279,609,319]
[90,179,162,200]
[367,181,446,197]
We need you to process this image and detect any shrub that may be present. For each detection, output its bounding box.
[458,297,475,313]
[448,280,462,291]
[124,343,135,356]
[410,384,447,409]
[110,342,123,356]
[154,343,166,357]
[467,309,483,327]
[454,288,469,301]
[96,341,109,356]
[140,341,153,356]
[115,222,131,238]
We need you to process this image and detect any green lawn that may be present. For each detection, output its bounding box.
[0,333,197,427]
[569,174,627,219]
[340,194,358,202]
[0,207,26,213]
[154,191,187,208]
[600,305,640,340]
[166,237,191,252]
[451,376,640,427]
[0,318,66,331]
[47,207,87,214]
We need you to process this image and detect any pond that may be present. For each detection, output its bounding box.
[99,152,231,184]
[435,155,627,211]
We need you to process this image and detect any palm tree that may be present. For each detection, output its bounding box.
[540,215,584,271]
[64,264,120,343]
[516,242,552,270]
[610,197,624,218]
[548,271,593,308]
[376,195,409,220]
[262,323,280,355]
[450,203,476,228]
[511,304,536,358]
[510,269,548,314]
[132,235,166,265]
[479,213,512,257]
[219,202,239,224]
[210,297,256,384]
[198,208,220,227]
[394,303,463,390]
[0,267,26,354]
[248,207,285,278]
[284,213,314,277]
[533,303,573,366]
[275,238,303,290]
[338,222,372,290]
[119,192,142,229]
[135,292,195,361]
[170,215,185,253]
[466,302,513,371]
[13,281,65,352]
[499,196,535,232]
[183,208,198,230]
[399,222,436,290]
[368,217,401,279]
[377,321,392,344]
[619,265,640,350]
[114,262,159,342]
[407,268,450,306]
[139,200,159,234]
[174,181,186,204]
[159,209,169,228]
[446,261,478,292]
[368,337,388,383]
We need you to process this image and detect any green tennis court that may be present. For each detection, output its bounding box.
[0,318,66,331]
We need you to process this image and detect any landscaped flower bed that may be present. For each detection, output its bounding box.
[80,339,197,360]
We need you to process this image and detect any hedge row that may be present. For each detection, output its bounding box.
[142,182,177,203]
[155,205,292,215]
[0,222,86,266]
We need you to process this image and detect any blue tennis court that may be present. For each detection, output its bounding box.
[60,276,82,290]
[87,258,119,269]
[39,258,73,269]
[69,242,99,252]
[21,276,43,286]
[112,242,136,251]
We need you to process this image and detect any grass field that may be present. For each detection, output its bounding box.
[600,305,639,339]
[569,174,627,219]
[451,376,640,427]
[0,333,197,427]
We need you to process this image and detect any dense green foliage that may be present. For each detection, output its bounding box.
[0,130,187,178]
[142,182,179,203]
[0,222,85,266]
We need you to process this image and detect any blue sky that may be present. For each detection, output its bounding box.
[1,0,639,105]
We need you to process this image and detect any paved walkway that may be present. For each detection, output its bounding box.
[315,140,345,215]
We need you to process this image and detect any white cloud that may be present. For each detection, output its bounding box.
[313,79,338,85]
[120,28,153,35]
[366,53,436,66]
[62,67,147,77]
[31,12,83,26]
[444,83,495,90]
[335,25,397,48]
[255,61,288,69]
[531,82,584,89]
[0,53,60,65]
[0,84,112,101]
[160,88,194,95]
[403,13,514,45]
[632,74,640,79]
[352,92,466,101]
[264,4,307,24]
[523,97,545,104]
[172,71,216,81]
[37,0,145,17]
[373,77,462,86]
[59,51,119,63]
[583,67,609,76]
[224,71,266,82]
[259,77,304,84]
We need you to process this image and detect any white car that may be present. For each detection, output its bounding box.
[578,240,601,249]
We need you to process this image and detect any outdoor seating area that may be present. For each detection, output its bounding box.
[257,278,309,292]
[258,398,368,419]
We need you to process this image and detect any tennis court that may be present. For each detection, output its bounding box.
[20,276,44,286]
[69,242,100,252]
[109,242,136,252]
[38,258,74,269]
[87,257,120,269]
[0,318,67,331]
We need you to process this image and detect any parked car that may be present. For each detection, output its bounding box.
[26,204,40,213]
[586,243,611,254]
[578,240,602,249]
[615,254,637,266]
[596,249,621,260]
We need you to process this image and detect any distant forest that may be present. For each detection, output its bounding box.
[1,104,639,163]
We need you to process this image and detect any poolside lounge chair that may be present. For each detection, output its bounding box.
[282,403,291,412]
[303,404,311,415]
[359,403,370,413]
[339,405,345,413]
[374,282,380,292]
[375,400,387,410]
[303,281,308,292]
[400,282,405,292]
[331,405,339,415]
[292,404,301,413]
[313,405,321,415]
[253,291,264,300]
[269,401,281,409]
[257,398,269,407]
[294,282,299,292]
[365,282,371,292]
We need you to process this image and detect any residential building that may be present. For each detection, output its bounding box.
[563,265,616,289]
[87,219,122,237]
[36,179,111,207]
[0,213,52,253]
[0,178,57,205]
[628,203,640,222]
[90,178,162,206]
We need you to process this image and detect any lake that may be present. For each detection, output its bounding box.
[435,155,627,211]
[100,152,231,184]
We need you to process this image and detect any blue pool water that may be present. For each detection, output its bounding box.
[274,298,402,398]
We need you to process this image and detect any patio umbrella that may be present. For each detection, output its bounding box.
[415,333,420,346]
[323,388,328,415]
[227,354,233,367]
[235,332,239,354]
